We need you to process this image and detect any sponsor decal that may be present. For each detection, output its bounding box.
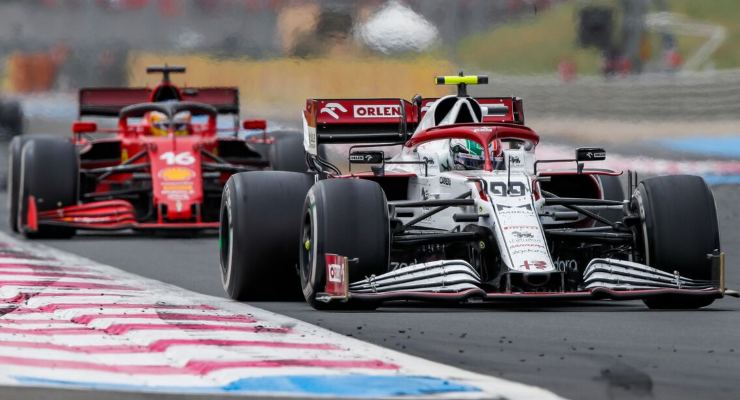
[553,258,578,271]
[328,263,343,283]
[439,176,451,186]
[472,127,493,133]
[162,184,194,192]
[324,253,348,298]
[162,180,194,200]
[496,204,532,211]
[511,231,534,239]
[319,102,347,120]
[348,151,383,164]
[159,167,195,182]
[510,248,536,255]
[353,104,401,118]
[390,260,418,271]
[509,155,521,165]
[503,225,539,230]
[509,243,546,249]
[520,260,549,270]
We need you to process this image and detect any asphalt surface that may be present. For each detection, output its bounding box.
[2,133,740,400]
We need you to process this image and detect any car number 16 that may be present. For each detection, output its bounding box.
[160,151,196,166]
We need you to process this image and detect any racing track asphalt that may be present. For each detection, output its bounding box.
[1,139,739,400]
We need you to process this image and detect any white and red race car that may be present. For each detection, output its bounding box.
[219,74,735,309]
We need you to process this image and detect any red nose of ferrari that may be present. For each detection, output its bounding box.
[146,136,203,222]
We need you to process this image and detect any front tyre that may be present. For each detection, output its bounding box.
[7,136,28,232]
[300,179,389,310]
[18,137,78,238]
[634,175,720,309]
[219,171,314,300]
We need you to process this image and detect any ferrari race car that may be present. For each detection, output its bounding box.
[219,74,736,309]
[8,65,305,238]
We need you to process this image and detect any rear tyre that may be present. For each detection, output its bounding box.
[7,136,28,232]
[219,171,314,300]
[300,179,390,310]
[18,138,78,238]
[268,131,307,173]
[634,175,719,309]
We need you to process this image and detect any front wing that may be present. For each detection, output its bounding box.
[26,199,218,231]
[316,255,735,305]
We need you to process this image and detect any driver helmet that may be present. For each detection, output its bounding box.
[450,139,501,170]
[146,111,169,137]
[171,111,191,136]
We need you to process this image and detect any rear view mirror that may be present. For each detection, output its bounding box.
[242,119,267,130]
[481,104,509,116]
[576,147,606,161]
[72,121,97,133]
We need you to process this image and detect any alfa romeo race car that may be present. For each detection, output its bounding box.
[219,74,736,309]
[8,65,305,238]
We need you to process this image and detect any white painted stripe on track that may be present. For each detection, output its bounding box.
[0,232,564,399]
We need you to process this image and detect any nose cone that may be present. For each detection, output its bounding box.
[147,136,203,222]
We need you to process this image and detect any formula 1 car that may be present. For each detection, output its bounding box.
[219,74,736,309]
[8,65,305,238]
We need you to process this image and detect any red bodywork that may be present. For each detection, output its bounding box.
[26,73,267,233]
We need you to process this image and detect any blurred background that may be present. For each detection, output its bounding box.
[1,0,739,142]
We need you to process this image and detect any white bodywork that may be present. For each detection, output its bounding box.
[386,96,555,275]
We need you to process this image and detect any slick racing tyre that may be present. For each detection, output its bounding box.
[268,131,307,173]
[18,137,78,238]
[219,171,314,300]
[0,100,23,137]
[300,179,390,310]
[7,135,28,232]
[634,175,720,309]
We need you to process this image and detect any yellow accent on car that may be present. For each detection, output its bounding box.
[435,75,488,85]
[160,167,194,181]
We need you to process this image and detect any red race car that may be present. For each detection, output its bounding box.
[8,65,305,238]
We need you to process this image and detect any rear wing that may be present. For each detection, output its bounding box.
[303,98,418,154]
[78,87,240,117]
[303,96,524,155]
